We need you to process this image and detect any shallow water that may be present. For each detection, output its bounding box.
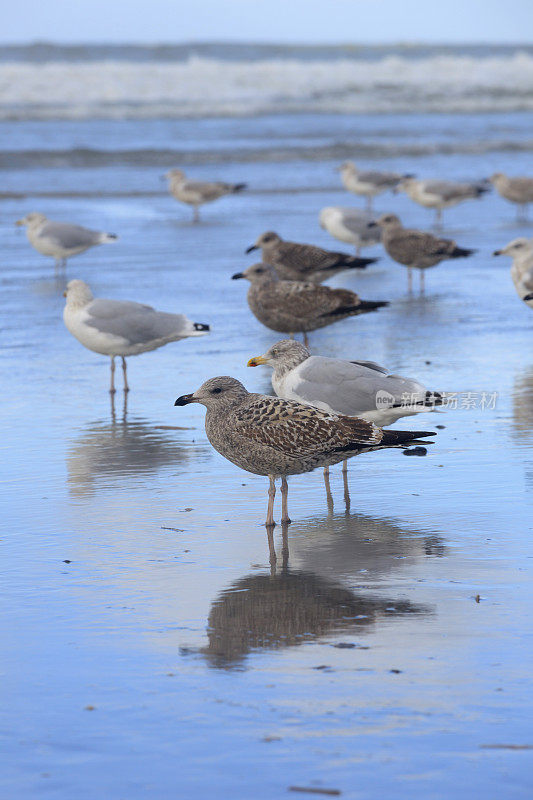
[1,101,533,798]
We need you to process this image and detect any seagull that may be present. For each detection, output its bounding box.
[490,173,533,222]
[232,263,388,346]
[16,213,118,270]
[319,206,381,256]
[63,279,210,393]
[174,376,436,527]
[396,178,489,228]
[245,230,376,283]
[372,214,475,292]
[164,169,246,222]
[339,162,409,213]
[493,238,533,310]
[247,338,442,487]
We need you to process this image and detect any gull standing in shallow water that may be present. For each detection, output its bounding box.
[396,178,489,228]
[63,279,210,393]
[339,162,409,213]
[174,376,436,527]
[164,169,246,222]
[232,263,389,346]
[319,206,381,256]
[493,238,533,310]
[16,212,118,270]
[373,214,475,292]
[489,173,533,222]
[247,339,442,502]
[245,230,377,283]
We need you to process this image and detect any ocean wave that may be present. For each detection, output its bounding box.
[3,139,533,170]
[1,53,533,119]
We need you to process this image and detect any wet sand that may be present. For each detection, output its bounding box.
[1,112,533,798]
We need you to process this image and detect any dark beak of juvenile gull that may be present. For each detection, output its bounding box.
[367,221,378,228]
[245,245,258,253]
[493,249,502,256]
[174,393,195,406]
[232,272,245,279]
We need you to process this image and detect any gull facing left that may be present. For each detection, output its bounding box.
[175,376,436,527]
[63,279,210,393]
[16,212,118,270]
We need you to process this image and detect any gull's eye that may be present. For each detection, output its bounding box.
[255,267,264,273]
[211,387,222,394]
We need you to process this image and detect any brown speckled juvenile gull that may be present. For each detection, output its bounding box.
[174,376,436,527]
[232,263,388,346]
[490,173,533,222]
[245,230,377,283]
[164,169,246,222]
[373,213,475,292]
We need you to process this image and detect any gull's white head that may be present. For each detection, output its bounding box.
[16,212,47,228]
[339,161,358,176]
[319,207,337,229]
[63,279,94,307]
[174,376,248,411]
[493,238,533,258]
[165,169,186,181]
[247,339,310,372]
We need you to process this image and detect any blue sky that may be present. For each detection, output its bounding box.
[3,0,533,44]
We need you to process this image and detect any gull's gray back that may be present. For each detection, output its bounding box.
[42,221,100,249]
[86,298,190,345]
[295,356,426,416]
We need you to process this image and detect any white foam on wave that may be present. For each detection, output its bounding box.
[1,53,533,119]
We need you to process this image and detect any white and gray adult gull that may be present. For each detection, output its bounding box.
[63,279,210,393]
[319,207,381,256]
[493,238,533,310]
[174,376,436,527]
[164,168,246,222]
[490,173,533,222]
[247,338,442,479]
[396,178,489,227]
[339,162,411,213]
[16,212,118,270]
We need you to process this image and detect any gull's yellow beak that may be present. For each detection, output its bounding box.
[247,355,268,367]
[15,219,25,226]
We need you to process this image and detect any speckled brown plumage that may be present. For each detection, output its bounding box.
[232,263,388,336]
[174,376,436,525]
[246,230,376,283]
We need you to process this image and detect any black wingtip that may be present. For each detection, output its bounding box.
[523,293,533,302]
[451,247,476,259]
[194,322,210,331]
[233,183,247,192]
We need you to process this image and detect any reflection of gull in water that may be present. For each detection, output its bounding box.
[67,404,207,496]
[202,568,430,669]
[287,511,445,581]
[512,366,533,441]
[199,511,440,668]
